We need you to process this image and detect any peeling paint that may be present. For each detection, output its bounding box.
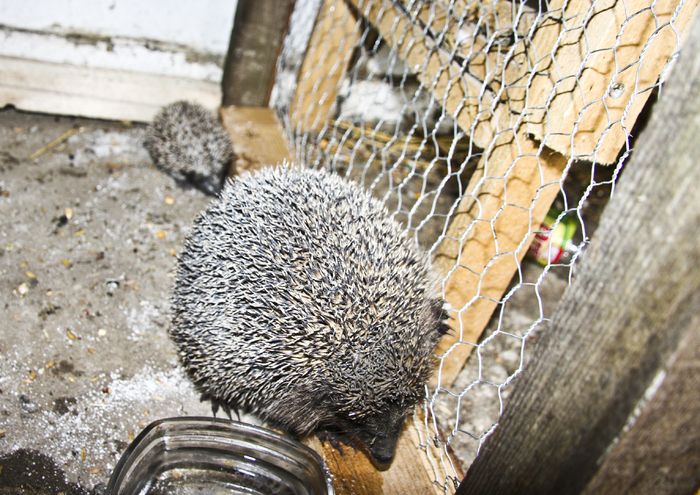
[0,25,225,82]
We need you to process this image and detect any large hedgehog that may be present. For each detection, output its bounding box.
[171,165,448,464]
[144,101,234,195]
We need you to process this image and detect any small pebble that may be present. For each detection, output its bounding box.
[499,350,520,363]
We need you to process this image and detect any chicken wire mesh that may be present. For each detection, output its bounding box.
[271,0,695,490]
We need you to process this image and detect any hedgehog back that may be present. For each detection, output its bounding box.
[171,166,442,436]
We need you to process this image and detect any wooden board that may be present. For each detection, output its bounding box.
[347,0,500,150]
[580,323,700,494]
[305,419,464,495]
[524,0,700,164]
[457,13,700,491]
[0,56,221,123]
[431,131,567,387]
[220,106,292,175]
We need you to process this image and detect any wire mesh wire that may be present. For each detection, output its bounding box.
[272,0,693,490]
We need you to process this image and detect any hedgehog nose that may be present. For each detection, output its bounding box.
[368,436,398,465]
[371,450,395,464]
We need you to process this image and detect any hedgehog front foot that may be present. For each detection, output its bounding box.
[200,393,240,421]
[316,428,358,454]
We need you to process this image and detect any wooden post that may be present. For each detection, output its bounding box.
[457,10,700,492]
[222,0,294,107]
[581,325,700,494]
[219,106,293,174]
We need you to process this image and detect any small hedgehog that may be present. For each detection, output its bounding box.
[171,165,449,464]
[145,101,234,195]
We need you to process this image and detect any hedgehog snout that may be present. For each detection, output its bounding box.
[367,433,400,465]
[351,409,408,465]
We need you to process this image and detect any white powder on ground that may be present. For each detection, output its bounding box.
[3,366,212,487]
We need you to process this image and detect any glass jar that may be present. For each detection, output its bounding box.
[105,417,334,495]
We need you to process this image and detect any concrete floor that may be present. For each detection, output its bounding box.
[0,108,217,493]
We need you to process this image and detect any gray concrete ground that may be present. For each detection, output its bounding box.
[0,108,216,493]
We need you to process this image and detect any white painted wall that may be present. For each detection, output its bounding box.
[0,0,238,82]
[0,0,239,120]
[0,0,236,54]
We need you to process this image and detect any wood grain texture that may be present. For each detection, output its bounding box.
[581,321,700,494]
[305,421,460,495]
[524,0,700,164]
[457,10,700,494]
[219,106,292,175]
[221,0,294,107]
[0,56,221,122]
[290,0,360,134]
[347,0,499,150]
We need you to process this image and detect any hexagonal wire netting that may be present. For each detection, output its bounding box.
[271,0,693,490]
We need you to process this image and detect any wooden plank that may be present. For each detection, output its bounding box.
[525,0,700,164]
[305,419,463,495]
[219,106,292,175]
[352,0,699,164]
[431,131,567,387]
[290,0,361,134]
[0,56,221,122]
[407,0,538,97]
[457,12,700,491]
[580,323,700,494]
[222,0,294,107]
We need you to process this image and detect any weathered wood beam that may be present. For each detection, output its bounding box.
[581,323,700,494]
[457,11,700,492]
[219,106,292,174]
[305,426,446,495]
[222,0,294,107]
